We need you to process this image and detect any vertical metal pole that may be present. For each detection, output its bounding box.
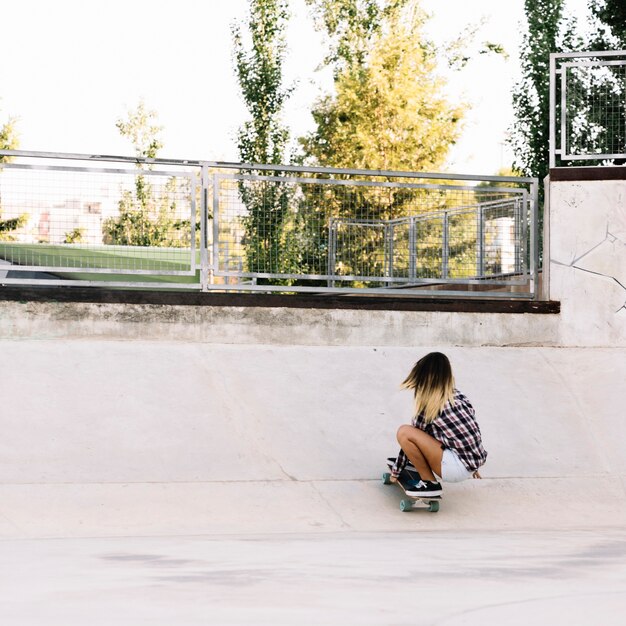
[549,53,557,169]
[200,163,209,291]
[529,181,539,300]
[514,198,522,274]
[541,174,551,301]
[560,65,567,161]
[190,173,197,272]
[442,213,449,280]
[477,205,484,278]
[386,223,394,283]
[521,190,528,279]
[212,171,220,287]
[409,217,416,282]
[328,219,335,288]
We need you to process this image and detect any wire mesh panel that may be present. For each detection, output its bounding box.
[213,171,533,295]
[0,162,198,284]
[414,213,445,280]
[0,151,537,298]
[331,220,388,283]
[483,200,523,276]
[447,209,478,279]
[551,51,626,165]
[389,219,412,281]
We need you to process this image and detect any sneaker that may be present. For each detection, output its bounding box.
[404,479,442,497]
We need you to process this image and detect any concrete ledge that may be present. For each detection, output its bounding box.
[0,286,560,314]
[0,302,562,345]
[550,166,626,181]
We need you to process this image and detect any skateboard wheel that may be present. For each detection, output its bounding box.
[382,472,392,485]
[428,501,440,513]
[400,499,413,512]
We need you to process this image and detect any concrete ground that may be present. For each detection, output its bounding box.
[2,530,626,625]
[1,340,625,624]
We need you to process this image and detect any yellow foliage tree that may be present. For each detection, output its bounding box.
[300,3,464,172]
[296,3,466,283]
[0,112,27,241]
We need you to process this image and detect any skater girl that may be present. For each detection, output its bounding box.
[390,352,487,497]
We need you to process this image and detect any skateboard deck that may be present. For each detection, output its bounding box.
[383,459,441,513]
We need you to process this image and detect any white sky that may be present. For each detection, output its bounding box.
[1,0,589,175]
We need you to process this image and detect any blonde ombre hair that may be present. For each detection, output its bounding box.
[401,352,455,423]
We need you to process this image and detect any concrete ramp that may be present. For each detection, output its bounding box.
[1,166,625,624]
[1,339,624,538]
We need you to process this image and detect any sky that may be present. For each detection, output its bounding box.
[0,0,590,175]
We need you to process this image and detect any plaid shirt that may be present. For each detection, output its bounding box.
[392,389,487,476]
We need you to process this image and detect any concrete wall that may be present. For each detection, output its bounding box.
[0,177,623,349]
[0,340,624,537]
[548,177,626,346]
[0,174,625,537]
[0,300,561,347]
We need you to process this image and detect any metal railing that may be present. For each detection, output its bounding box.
[550,50,626,167]
[0,150,539,298]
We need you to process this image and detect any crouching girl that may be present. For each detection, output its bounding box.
[390,352,487,497]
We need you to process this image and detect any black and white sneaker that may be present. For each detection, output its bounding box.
[405,479,442,497]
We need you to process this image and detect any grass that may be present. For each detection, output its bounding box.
[0,243,202,284]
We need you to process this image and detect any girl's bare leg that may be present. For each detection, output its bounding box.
[396,425,444,481]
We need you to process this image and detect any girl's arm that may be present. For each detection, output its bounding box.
[391,450,408,478]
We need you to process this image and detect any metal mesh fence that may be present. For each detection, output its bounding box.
[0,162,198,281]
[551,51,626,165]
[214,173,530,291]
[0,151,537,297]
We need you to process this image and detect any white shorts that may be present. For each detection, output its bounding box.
[438,449,472,483]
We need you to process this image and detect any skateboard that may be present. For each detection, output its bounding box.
[382,459,441,513]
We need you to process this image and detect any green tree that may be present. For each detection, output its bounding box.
[232,0,294,279]
[509,1,578,198]
[115,99,164,162]
[305,0,409,76]
[0,113,19,162]
[0,111,27,240]
[301,7,463,171]
[587,0,626,163]
[103,101,192,247]
[298,1,467,283]
[64,228,85,244]
[589,0,626,46]
[508,0,583,270]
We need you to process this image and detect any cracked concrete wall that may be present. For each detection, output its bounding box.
[548,178,626,346]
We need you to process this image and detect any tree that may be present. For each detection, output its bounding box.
[508,0,583,270]
[232,0,295,279]
[103,101,193,248]
[115,99,164,162]
[301,11,463,171]
[305,0,409,76]
[589,0,626,46]
[0,111,27,240]
[587,0,626,163]
[0,113,19,163]
[297,1,467,283]
[509,1,578,194]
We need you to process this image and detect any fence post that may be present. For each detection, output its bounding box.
[514,198,522,275]
[386,223,394,284]
[477,206,484,278]
[530,179,539,300]
[328,219,336,288]
[409,217,416,282]
[442,212,449,280]
[549,53,557,169]
[212,171,221,288]
[200,163,210,291]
